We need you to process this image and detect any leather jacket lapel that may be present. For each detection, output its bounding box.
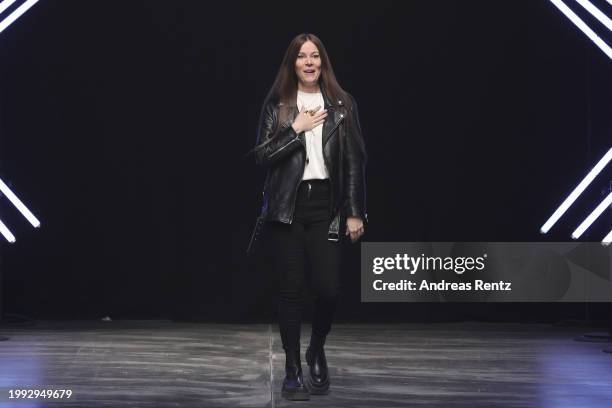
[322,108,343,147]
[320,88,344,147]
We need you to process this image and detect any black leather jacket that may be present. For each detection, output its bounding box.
[254,89,367,239]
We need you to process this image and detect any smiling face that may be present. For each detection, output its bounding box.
[294,41,322,91]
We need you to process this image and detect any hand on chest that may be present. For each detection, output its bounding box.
[297,91,325,134]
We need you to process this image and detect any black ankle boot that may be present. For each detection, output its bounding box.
[305,335,330,394]
[281,348,310,401]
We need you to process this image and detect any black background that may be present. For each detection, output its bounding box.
[0,0,610,322]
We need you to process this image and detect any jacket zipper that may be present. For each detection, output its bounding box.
[267,132,301,160]
[323,113,345,148]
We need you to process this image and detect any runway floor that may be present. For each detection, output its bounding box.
[0,320,611,407]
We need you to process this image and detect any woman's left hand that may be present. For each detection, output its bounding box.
[346,217,365,243]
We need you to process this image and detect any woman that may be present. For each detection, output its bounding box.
[252,33,367,401]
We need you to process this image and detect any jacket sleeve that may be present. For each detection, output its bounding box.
[254,102,305,167]
[343,95,367,222]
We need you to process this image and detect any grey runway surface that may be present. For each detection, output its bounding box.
[0,321,611,407]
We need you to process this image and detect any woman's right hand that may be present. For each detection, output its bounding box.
[291,106,327,133]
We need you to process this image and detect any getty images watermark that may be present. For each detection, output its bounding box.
[361,243,612,302]
[371,253,506,291]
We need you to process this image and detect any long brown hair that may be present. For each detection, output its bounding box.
[266,33,350,122]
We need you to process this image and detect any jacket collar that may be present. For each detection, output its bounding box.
[320,85,345,109]
[321,86,333,109]
[320,86,346,147]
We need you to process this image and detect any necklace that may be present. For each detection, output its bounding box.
[297,91,322,116]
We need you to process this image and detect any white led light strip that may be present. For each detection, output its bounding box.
[541,147,612,233]
[0,0,39,35]
[549,0,612,59]
[0,219,16,243]
[575,0,612,31]
[0,177,40,228]
[571,192,612,239]
[0,0,19,16]
[603,229,612,246]
[0,0,43,243]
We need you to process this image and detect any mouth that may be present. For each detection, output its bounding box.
[303,69,316,75]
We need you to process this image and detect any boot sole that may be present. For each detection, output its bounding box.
[306,374,330,395]
[281,388,310,401]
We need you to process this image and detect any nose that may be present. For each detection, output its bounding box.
[306,57,313,65]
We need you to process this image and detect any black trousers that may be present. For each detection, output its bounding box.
[267,179,341,352]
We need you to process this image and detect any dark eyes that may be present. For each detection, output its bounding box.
[297,54,320,58]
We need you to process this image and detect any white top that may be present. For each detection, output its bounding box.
[296,90,328,180]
